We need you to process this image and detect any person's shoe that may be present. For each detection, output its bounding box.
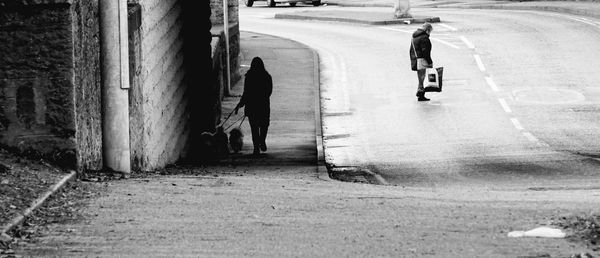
[253,148,260,156]
[260,142,267,152]
[417,92,430,102]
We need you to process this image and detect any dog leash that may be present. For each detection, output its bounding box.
[218,109,237,128]
[224,115,246,131]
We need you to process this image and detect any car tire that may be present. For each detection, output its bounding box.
[245,0,254,7]
[267,0,276,7]
[289,2,297,6]
[312,0,321,6]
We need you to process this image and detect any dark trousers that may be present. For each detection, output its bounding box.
[249,117,268,151]
[417,69,426,94]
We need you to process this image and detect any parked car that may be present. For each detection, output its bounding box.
[244,0,321,7]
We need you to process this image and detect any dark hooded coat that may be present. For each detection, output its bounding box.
[239,57,273,126]
[409,28,433,71]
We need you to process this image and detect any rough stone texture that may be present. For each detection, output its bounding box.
[209,0,241,91]
[71,0,103,172]
[0,0,73,7]
[210,0,241,89]
[211,24,241,111]
[128,3,144,172]
[0,1,103,171]
[0,0,233,171]
[210,0,238,26]
[0,4,77,168]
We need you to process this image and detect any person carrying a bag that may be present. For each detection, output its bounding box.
[409,23,434,102]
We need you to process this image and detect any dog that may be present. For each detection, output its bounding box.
[229,127,244,154]
[213,126,230,156]
[198,131,216,158]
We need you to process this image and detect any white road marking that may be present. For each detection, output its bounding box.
[498,98,512,113]
[438,23,458,31]
[378,27,412,33]
[522,132,539,142]
[545,13,600,27]
[485,76,500,92]
[379,27,461,49]
[473,54,486,72]
[430,38,461,50]
[510,118,524,130]
[460,36,475,49]
[569,17,596,25]
[537,141,550,147]
[251,13,275,19]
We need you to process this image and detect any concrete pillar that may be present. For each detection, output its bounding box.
[99,0,131,174]
[394,0,412,18]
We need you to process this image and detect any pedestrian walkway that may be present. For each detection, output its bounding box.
[216,31,322,171]
[14,32,595,257]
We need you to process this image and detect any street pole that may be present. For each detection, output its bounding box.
[223,0,231,95]
[99,0,131,174]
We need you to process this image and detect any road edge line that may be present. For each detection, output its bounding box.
[0,170,77,241]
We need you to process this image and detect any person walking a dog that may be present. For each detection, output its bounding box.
[409,22,434,102]
[235,57,273,156]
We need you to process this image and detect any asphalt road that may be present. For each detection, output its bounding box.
[239,5,600,188]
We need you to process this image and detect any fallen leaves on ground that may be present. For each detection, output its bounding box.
[555,214,600,254]
[0,148,68,227]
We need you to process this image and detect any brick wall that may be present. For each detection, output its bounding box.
[0,1,103,171]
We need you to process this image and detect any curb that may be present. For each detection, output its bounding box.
[444,4,600,19]
[328,166,389,185]
[325,2,393,7]
[0,170,77,241]
[324,2,600,20]
[309,43,331,182]
[274,13,441,25]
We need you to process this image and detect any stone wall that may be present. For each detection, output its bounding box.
[0,0,235,171]
[210,0,239,26]
[0,1,103,171]
[71,0,103,172]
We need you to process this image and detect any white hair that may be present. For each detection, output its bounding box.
[421,23,433,32]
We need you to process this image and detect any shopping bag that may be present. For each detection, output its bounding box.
[424,67,443,92]
[423,68,439,92]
